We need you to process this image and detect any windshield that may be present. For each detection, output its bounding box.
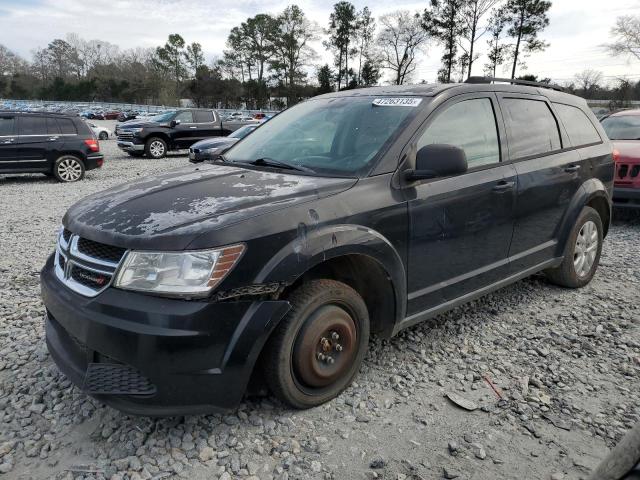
[149,111,177,123]
[229,125,257,139]
[224,96,421,176]
[601,115,640,140]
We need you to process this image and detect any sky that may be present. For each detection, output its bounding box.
[0,0,639,86]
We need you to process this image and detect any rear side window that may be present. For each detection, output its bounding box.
[46,117,60,135]
[417,98,501,168]
[553,103,601,146]
[57,118,77,135]
[502,98,561,159]
[0,117,15,136]
[194,110,214,123]
[19,116,47,135]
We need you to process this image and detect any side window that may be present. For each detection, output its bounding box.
[57,118,77,135]
[194,110,214,123]
[46,117,60,135]
[502,98,561,158]
[175,111,194,123]
[0,117,15,136]
[19,116,47,135]
[553,103,602,147]
[417,98,501,168]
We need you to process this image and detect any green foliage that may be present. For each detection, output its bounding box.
[423,0,468,83]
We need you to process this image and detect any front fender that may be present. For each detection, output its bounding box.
[254,224,407,323]
[556,179,612,255]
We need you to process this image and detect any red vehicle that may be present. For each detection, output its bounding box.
[103,111,121,120]
[601,110,640,209]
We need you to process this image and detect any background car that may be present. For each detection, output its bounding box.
[188,124,260,163]
[87,121,112,140]
[601,110,640,208]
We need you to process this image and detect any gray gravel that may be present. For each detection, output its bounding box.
[1,130,639,480]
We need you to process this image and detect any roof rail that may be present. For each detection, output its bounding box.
[465,76,565,92]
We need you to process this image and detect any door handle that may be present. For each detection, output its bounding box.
[2,139,14,144]
[564,165,581,173]
[189,126,197,129]
[48,137,59,141]
[492,180,515,192]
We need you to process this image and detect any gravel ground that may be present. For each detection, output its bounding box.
[0,128,639,480]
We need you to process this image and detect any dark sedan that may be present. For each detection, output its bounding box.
[188,124,260,163]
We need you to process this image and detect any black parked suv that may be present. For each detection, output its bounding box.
[41,78,614,415]
[0,111,103,182]
[116,108,254,159]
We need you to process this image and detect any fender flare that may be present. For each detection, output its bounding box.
[254,224,407,327]
[556,179,612,255]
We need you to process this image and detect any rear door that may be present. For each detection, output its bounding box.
[193,110,222,141]
[406,93,517,316]
[498,94,586,272]
[17,116,65,170]
[0,114,19,171]
[172,110,196,148]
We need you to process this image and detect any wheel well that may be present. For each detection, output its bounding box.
[280,255,397,338]
[587,196,610,237]
[145,133,170,146]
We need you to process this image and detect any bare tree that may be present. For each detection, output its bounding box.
[573,69,603,97]
[377,11,429,85]
[606,15,640,61]
[459,0,502,78]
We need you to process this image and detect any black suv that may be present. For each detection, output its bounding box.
[41,79,614,415]
[0,111,103,182]
[116,108,254,159]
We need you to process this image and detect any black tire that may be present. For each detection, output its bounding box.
[263,279,370,409]
[145,137,167,159]
[127,151,145,158]
[98,131,108,140]
[53,155,85,182]
[546,206,603,288]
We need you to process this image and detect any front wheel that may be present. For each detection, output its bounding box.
[53,155,85,182]
[145,137,167,159]
[546,206,603,288]
[98,131,108,140]
[263,279,369,409]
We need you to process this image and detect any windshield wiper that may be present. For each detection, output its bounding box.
[245,157,316,173]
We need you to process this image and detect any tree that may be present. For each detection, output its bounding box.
[45,39,76,79]
[459,0,501,78]
[377,11,429,85]
[423,0,467,83]
[325,2,358,90]
[185,42,204,73]
[573,69,603,98]
[155,34,187,98]
[360,59,380,86]
[316,64,335,94]
[501,0,551,79]
[606,15,640,61]
[270,5,318,106]
[355,7,376,85]
[484,7,509,77]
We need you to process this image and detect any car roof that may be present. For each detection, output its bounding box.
[607,109,640,117]
[314,82,585,106]
[0,110,77,117]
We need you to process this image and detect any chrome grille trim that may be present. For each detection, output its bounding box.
[54,231,127,298]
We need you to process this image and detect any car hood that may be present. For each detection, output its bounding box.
[63,164,357,251]
[192,137,237,150]
[613,140,640,161]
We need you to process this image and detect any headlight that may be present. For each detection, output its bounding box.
[114,244,244,296]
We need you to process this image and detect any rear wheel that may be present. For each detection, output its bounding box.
[263,279,369,409]
[546,206,603,288]
[53,155,85,182]
[145,137,167,159]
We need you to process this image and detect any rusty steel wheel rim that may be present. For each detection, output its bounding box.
[292,304,357,389]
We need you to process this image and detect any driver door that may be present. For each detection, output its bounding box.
[172,111,196,148]
[406,94,517,317]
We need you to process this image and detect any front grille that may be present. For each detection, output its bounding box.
[619,164,629,179]
[117,131,134,140]
[54,230,127,297]
[77,237,126,263]
[83,363,156,396]
[632,165,640,178]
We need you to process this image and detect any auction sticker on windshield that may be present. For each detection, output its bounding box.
[372,98,422,107]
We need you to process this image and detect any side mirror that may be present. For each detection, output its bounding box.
[405,144,468,182]
[170,119,181,127]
